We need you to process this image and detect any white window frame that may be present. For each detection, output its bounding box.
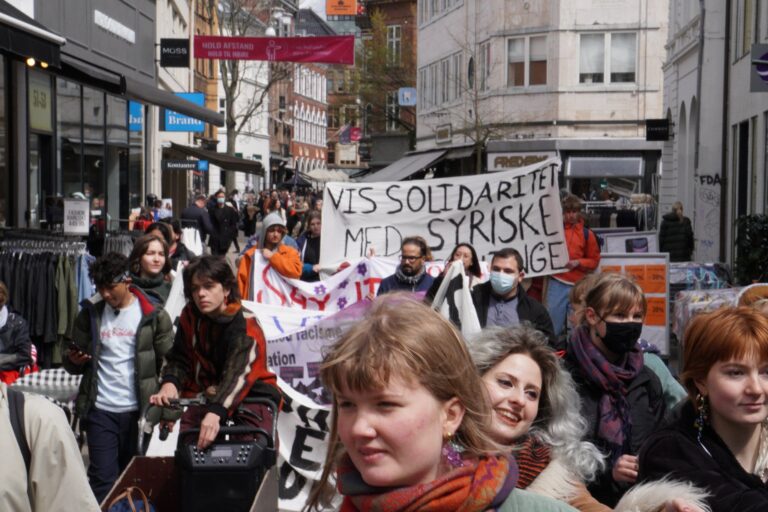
[506,34,548,88]
[578,32,637,85]
[451,52,463,99]
[386,91,400,132]
[478,41,491,91]
[387,25,402,66]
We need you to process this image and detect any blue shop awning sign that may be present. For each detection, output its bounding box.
[162,159,209,172]
[160,92,205,132]
[129,101,143,131]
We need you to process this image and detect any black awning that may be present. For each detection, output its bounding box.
[59,54,124,94]
[0,1,63,67]
[126,78,224,127]
[169,143,263,176]
[359,150,446,183]
[278,172,312,189]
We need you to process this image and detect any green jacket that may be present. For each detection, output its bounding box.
[499,489,578,511]
[63,287,173,419]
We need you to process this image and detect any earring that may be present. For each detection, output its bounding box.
[441,431,463,468]
[694,393,709,443]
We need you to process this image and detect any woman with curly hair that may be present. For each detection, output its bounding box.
[469,324,709,512]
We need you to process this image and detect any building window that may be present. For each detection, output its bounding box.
[452,52,463,99]
[529,36,547,85]
[579,34,605,83]
[478,41,491,91]
[507,38,524,87]
[387,25,402,66]
[421,0,463,24]
[440,59,450,103]
[386,91,400,132]
[579,32,636,84]
[742,0,755,56]
[610,33,636,82]
[418,68,427,111]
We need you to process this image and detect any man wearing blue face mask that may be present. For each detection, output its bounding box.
[469,248,557,347]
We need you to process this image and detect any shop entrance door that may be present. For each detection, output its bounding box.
[28,133,54,228]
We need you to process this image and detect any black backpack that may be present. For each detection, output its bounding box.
[7,388,31,471]
[583,226,602,254]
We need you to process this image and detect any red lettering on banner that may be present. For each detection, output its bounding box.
[308,294,331,311]
[355,277,382,301]
[364,277,382,296]
[262,264,287,305]
[290,288,308,310]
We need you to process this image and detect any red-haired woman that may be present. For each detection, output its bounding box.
[639,307,768,510]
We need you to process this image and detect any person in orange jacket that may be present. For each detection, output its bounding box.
[238,211,302,300]
[545,194,600,338]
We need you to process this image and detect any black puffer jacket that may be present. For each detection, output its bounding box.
[640,401,768,511]
[208,205,240,253]
[0,309,32,371]
[659,212,694,262]
[564,344,668,507]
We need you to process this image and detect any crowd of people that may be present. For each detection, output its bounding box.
[2,190,768,512]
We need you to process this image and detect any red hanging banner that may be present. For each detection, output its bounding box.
[194,35,355,65]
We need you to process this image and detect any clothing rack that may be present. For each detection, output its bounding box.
[0,233,94,368]
[104,230,139,257]
[0,228,85,243]
[0,238,87,255]
[582,200,657,232]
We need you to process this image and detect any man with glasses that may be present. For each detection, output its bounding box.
[377,237,435,295]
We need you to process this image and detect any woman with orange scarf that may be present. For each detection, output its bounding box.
[305,294,576,512]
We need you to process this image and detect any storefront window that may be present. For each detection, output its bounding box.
[57,79,82,199]
[82,86,105,218]
[128,102,144,214]
[28,70,54,229]
[106,95,127,227]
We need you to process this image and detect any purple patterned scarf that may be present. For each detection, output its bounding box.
[569,325,643,462]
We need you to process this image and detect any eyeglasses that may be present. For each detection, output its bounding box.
[400,255,423,262]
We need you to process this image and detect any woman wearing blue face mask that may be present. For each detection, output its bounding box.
[564,272,668,508]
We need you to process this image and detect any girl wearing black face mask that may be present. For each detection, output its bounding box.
[563,272,668,508]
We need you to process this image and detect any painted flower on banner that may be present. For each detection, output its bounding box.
[339,279,349,289]
[314,284,327,295]
[337,297,348,309]
[356,262,367,276]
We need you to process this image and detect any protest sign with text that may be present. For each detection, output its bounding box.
[320,158,567,277]
[276,378,336,511]
[248,254,448,313]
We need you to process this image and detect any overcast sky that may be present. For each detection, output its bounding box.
[300,0,326,17]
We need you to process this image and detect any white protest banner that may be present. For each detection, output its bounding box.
[430,260,481,337]
[264,300,369,402]
[276,378,337,511]
[320,158,567,277]
[244,301,332,340]
[249,254,447,312]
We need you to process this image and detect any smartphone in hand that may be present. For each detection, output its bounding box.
[67,341,89,355]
